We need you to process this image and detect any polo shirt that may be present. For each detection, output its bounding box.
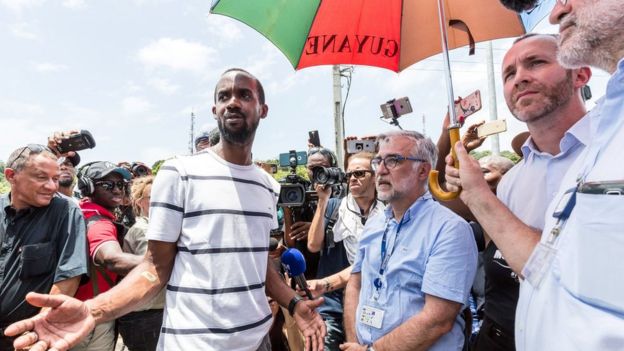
[353,192,477,350]
[0,193,88,324]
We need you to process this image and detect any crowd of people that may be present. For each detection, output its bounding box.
[1,0,623,350]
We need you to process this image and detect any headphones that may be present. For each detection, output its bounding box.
[77,161,99,196]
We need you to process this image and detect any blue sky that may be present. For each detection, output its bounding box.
[0,0,611,166]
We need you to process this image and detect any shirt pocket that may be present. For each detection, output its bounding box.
[20,242,57,280]
[555,193,624,314]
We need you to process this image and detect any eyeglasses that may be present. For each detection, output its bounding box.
[370,154,426,171]
[8,144,52,169]
[95,180,129,192]
[345,170,373,179]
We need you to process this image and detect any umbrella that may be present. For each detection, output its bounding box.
[210,0,539,200]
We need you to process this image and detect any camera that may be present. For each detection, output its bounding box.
[277,150,317,207]
[312,166,345,185]
[131,162,152,178]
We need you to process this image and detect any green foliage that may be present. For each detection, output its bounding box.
[469,150,521,164]
[272,165,309,182]
[151,159,166,175]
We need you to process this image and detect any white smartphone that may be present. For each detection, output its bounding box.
[477,120,507,138]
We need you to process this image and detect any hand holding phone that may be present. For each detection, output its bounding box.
[454,90,482,125]
[477,120,507,138]
[54,130,96,154]
[308,130,321,147]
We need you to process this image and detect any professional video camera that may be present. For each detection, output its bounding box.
[311,166,347,199]
[277,150,317,207]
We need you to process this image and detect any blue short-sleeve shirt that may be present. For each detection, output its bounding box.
[352,192,477,350]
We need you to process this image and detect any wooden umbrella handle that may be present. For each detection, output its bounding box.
[429,126,461,201]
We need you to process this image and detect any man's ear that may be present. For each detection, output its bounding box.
[573,67,592,88]
[212,106,217,119]
[4,168,17,185]
[260,104,269,119]
[418,162,432,181]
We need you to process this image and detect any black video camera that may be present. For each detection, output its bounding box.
[277,150,317,207]
[311,166,347,199]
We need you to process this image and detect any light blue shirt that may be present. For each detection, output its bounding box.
[352,192,477,350]
[516,58,624,350]
[497,114,590,230]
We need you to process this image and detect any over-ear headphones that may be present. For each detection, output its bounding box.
[77,161,98,196]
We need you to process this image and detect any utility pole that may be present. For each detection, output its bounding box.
[486,41,500,155]
[422,114,426,136]
[189,111,195,154]
[332,65,345,167]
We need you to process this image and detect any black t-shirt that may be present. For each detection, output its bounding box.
[483,241,520,333]
[0,194,88,324]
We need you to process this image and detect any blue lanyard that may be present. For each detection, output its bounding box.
[374,219,404,289]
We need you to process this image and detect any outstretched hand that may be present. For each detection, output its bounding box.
[293,297,327,351]
[4,292,95,351]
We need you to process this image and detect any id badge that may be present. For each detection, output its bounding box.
[360,305,385,329]
[521,242,556,289]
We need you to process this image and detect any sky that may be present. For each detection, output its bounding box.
[0,0,611,167]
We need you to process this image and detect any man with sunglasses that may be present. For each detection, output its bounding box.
[342,131,477,351]
[305,151,384,350]
[447,0,624,349]
[0,145,88,349]
[72,161,141,351]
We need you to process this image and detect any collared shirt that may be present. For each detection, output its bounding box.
[0,193,87,324]
[333,194,385,264]
[352,192,477,350]
[516,58,624,350]
[497,114,590,230]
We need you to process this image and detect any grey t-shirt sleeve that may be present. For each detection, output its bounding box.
[54,202,88,283]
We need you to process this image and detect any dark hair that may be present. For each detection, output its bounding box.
[214,68,265,105]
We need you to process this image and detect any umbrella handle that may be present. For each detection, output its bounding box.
[429,126,461,201]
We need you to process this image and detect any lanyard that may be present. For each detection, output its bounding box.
[374,219,404,291]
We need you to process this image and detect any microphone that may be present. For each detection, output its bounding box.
[281,248,314,299]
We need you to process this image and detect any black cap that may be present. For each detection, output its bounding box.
[67,152,81,167]
[83,161,132,181]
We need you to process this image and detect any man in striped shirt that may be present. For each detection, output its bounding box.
[5,68,327,351]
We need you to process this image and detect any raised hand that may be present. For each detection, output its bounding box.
[4,292,95,351]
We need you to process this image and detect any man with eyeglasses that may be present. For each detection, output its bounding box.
[304,151,384,350]
[341,131,477,351]
[0,145,88,349]
[72,161,142,351]
[447,0,624,349]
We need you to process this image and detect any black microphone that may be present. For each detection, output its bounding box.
[281,248,314,299]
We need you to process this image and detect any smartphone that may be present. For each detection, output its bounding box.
[346,139,376,154]
[380,97,413,119]
[308,130,321,147]
[477,120,507,138]
[56,130,96,153]
[455,90,482,121]
[279,151,308,167]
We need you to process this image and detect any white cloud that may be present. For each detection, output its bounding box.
[62,0,85,9]
[121,96,152,115]
[32,62,68,72]
[8,21,38,39]
[0,0,44,12]
[137,38,216,72]
[205,14,242,43]
[148,78,179,95]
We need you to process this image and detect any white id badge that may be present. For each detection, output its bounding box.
[360,305,385,329]
[521,242,556,288]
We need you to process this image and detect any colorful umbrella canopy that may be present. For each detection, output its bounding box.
[210,0,529,73]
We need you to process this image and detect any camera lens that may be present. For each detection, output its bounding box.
[312,167,345,185]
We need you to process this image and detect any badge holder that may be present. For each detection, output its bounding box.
[522,187,576,288]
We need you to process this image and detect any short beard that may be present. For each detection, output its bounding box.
[511,71,574,123]
[59,178,73,188]
[217,118,258,145]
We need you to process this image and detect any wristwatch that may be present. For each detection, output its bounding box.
[288,295,303,316]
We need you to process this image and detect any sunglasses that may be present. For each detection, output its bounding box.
[95,180,129,192]
[9,144,52,169]
[527,0,567,13]
[345,170,373,179]
[371,154,426,171]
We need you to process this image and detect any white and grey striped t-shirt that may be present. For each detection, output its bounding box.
[147,149,280,351]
